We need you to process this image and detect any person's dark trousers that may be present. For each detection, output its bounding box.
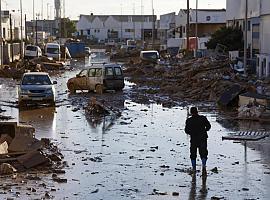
[190,138,208,167]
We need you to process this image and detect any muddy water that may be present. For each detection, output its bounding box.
[0,59,270,199]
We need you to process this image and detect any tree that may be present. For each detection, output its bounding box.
[59,18,77,38]
[206,26,243,51]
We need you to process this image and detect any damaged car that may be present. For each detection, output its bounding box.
[67,63,124,94]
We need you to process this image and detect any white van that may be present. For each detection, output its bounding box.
[140,50,160,64]
[45,43,61,61]
[24,45,42,60]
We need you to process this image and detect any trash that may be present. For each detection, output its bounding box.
[17,151,49,169]
[0,141,8,154]
[86,98,110,116]
[0,163,17,175]
[218,84,244,107]
[8,136,42,152]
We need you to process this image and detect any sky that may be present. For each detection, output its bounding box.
[5,0,226,20]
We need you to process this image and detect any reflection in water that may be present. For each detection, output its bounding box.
[18,107,56,138]
[188,174,208,200]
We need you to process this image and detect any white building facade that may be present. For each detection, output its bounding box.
[76,14,157,41]
[176,9,226,38]
[1,10,25,41]
[226,0,270,78]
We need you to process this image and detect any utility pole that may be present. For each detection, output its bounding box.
[25,14,27,43]
[186,0,190,53]
[120,3,123,42]
[244,0,248,75]
[47,3,49,20]
[195,0,198,58]
[41,0,44,19]
[151,0,154,47]
[10,13,13,62]
[133,3,135,40]
[20,0,23,59]
[141,0,144,45]
[0,0,3,66]
[33,0,35,44]
[36,17,38,45]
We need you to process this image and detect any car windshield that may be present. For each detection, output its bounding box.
[143,52,159,59]
[22,75,52,85]
[26,46,37,51]
[47,47,59,54]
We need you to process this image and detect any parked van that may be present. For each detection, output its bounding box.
[67,63,124,94]
[24,45,42,59]
[140,50,160,64]
[45,43,61,61]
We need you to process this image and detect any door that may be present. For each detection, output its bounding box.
[76,69,88,90]
[87,68,103,90]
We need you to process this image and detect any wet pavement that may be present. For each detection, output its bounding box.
[0,59,270,200]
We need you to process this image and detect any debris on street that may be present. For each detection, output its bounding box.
[0,57,65,79]
[0,122,65,177]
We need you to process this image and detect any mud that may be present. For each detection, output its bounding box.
[0,58,270,199]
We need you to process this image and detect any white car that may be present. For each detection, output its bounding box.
[24,45,42,60]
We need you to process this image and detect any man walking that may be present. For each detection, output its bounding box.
[185,107,211,174]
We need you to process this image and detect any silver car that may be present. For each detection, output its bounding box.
[18,72,57,107]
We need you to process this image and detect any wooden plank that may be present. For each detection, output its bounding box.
[17,151,49,169]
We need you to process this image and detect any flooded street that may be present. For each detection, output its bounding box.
[0,59,270,200]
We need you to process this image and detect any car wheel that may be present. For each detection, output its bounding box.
[69,83,76,94]
[95,84,103,94]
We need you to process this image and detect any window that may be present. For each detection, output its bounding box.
[87,29,90,35]
[88,68,96,77]
[105,67,114,76]
[128,16,132,22]
[79,69,88,77]
[115,67,122,76]
[95,69,102,77]
[22,75,52,85]
[125,29,134,33]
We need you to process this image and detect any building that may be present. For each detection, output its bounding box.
[76,14,157,42]
[26,20,59,39]
[1,10,26,41]
[159,12,176,49]
[176,9,226,39]
[226,0,270,78]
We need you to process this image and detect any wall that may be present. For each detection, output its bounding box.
[226,0,260,20]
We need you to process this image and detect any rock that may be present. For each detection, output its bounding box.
[172,192,179,196]
[91,189,99,193]
[211,167,218,173]
[211,196,225,200]
[52,177,68,183]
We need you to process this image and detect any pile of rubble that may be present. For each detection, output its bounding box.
[0,122,65,178]
[0,57,65,79]
[124,57,251,102]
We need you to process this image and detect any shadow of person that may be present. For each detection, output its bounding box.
[198,174,208,199]
[188,174,197,200]
[188,173,208,200]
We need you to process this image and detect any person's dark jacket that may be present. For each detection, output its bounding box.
[185,115,211,141]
